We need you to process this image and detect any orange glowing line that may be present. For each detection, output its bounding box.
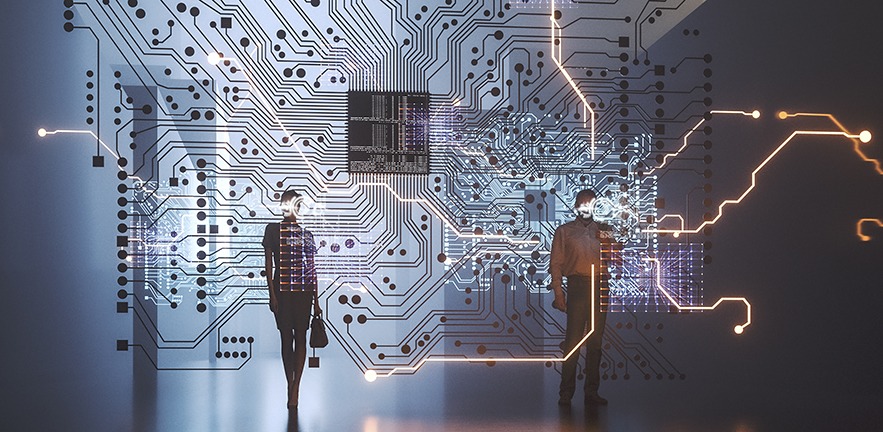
[369,266,598,379]
[550,2,596,159]
[648,130,865,235]
[647,110,759,176]
[645,258,750,334]
[857,218,883,241]
[779,112,880,174]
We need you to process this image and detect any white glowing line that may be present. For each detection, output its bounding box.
[645,258,750,334]
[211,38,541,241]
[212,46,326,184]
[38,128,120,159]
[367,266,597,380]
[210,45,524,229]
[353,182,538,245]
[550,1,596,159]
[38,128,172,199]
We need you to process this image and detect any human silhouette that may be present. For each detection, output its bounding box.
[263,189,321,409]
[550,189,617,406]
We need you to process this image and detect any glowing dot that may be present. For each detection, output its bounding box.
[673,232,680,238]
[207,52,221,65]
[37,128,47,137]
[734,325,743,335]
[364,370,377,382]
[859,130,872,144]
[751,110,760,119]
[777,111,788,120]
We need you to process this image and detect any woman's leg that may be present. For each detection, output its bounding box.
[280,329,295,403]
[288,328,308,406]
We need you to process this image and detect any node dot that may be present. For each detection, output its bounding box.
[364,370,378,382]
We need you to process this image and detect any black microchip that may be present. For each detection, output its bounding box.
[347,91,430,174]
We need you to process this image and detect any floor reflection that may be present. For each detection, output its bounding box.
[111,352,882,432]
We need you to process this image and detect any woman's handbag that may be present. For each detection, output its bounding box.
[309,313,329,348]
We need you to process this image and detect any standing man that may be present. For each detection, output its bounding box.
[550,189,615,406]
[263,189,322,409]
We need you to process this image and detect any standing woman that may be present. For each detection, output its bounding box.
[263,189,322,409]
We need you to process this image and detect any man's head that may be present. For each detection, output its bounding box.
[574,189,597,220]
[280,189,302,219]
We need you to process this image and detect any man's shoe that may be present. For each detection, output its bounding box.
[584,393,608,405]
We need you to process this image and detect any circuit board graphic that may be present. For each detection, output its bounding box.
[45,0,877,380]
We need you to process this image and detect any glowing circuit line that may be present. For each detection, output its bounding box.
[217,53,536,246]
[44,53,529,246]
[647,130,868,236]
[646,110,760,176]
[208,50,326,184]
[352,181,539,245]
[366,266,598,381]
[550,1,596,159]
[857,218,883,241]
[37,128,120,159]
[645,258,750,334]
[778,111,880,174]
[36,128,171,199]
